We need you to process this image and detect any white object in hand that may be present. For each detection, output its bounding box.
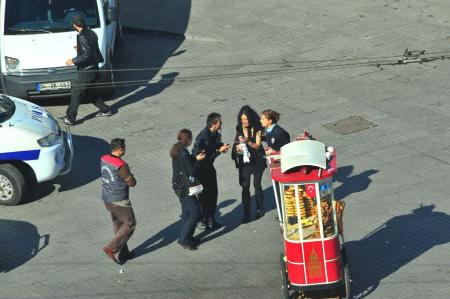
[240,142,251,163]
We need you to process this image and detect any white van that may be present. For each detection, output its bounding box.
[0,94,73,205]
[0,0,121,100]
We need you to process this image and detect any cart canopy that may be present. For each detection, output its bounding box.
[280,140,327,173]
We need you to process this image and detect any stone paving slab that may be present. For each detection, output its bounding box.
[2,0,450,298]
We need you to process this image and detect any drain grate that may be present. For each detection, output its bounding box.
[323,115,377,135]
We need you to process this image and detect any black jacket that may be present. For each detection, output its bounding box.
[231,126,266,168]
[72,27,104,70]
[264,125,290,151]
[172,148,200,198]
[192,127,224,167]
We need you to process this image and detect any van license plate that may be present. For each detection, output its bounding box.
[37,81,71,92]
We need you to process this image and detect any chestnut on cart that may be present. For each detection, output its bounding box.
[268,140,350,299]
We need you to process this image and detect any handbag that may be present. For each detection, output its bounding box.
[178,170,203,197]
[186,174,203,196]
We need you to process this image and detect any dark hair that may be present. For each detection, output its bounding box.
[261,109,281,123]
[111,138,125,151]
[170,129,193,159]
[237,105,262,131]
[71,15,86,27]
[206,112,222,128]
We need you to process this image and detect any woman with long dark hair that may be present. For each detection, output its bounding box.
[231,105,267,223]
[170,129,205,250]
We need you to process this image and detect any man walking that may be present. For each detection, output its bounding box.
[192,113,230,230]
[101,138,136,264]
[64,15,112,126]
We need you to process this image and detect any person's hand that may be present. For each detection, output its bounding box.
[265,147,275,155]
[65,58,73,66]
[196,152,206,161]
[235,144,242,153]
[238,135,247,143]
[219,144,231,153]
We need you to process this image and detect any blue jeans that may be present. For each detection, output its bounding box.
[178,195,201,246]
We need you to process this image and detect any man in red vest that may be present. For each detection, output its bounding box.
[100,138,137,264]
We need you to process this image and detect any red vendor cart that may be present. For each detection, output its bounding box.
[269,140,350,299]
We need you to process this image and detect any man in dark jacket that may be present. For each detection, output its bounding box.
[192,113,230,230]
[63,15,111,126]
[101,138,137,264]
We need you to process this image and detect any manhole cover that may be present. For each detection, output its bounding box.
[323,115,377,135]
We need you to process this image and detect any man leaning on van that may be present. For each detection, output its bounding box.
[63,15,112,126]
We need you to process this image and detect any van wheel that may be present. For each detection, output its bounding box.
[0,164,27,206]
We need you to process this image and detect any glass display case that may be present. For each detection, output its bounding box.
[282,180,337,241]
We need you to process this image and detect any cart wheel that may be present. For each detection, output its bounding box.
[339,249,351,299]
[279,254,290,299]
[338,263,351,298]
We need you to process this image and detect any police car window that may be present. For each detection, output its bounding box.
[4,0,100,34]
[0,96,15,123]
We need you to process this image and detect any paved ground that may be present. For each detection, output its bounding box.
[2,0,450,298]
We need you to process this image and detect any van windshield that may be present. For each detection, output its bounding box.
[0,96,15,123]
[4,0,100,34]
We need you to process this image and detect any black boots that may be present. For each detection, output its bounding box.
[255,193,265,219]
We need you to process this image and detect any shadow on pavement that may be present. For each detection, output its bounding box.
[134,186,278,255]
[133,220,181,256]
[109,26,186,112]
[55,134,110,192]
[195,199,240,243]
[31,134,110,202]
[346,204,450,298]
[333,165,378,200]
[115,0,192,108]
[0,219,49,273]
[199,186,278,243]
[121,0,191,35]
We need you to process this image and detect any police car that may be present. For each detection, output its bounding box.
[0,94,73,205]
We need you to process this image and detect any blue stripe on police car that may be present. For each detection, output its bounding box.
[0,149,41,161]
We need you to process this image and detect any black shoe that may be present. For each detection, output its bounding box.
[181,243,198,251]
[63,117,75,126]
[190,237,201,246]
[210,219,223,229]
[95,110,112,117]
[118,250,136,264]
[256,209,265,219]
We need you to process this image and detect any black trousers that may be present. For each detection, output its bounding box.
[178,195,201,246]
[239,163,266,217]
[66,67,110,122]
[197,166,218,222]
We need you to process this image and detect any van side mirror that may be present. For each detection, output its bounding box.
[107,8,118,23]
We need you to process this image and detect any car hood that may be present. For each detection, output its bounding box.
[3,29,102,69]
[6,96,58,138]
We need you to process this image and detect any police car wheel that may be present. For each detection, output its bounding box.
[0,164,27,206]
